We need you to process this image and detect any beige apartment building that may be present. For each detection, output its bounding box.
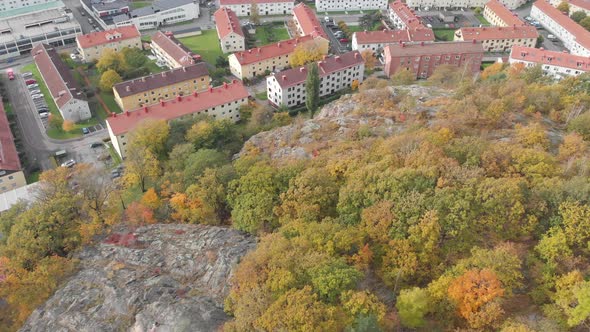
[113,63,210,111]
[0,102,25,194]
[76,25,141,62]
[483,0,526,27]
[454,26,538,52]
[151,31,202,69]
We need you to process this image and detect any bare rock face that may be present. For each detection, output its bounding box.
[19,224,255,332]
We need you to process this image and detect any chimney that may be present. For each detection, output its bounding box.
[401,42,405,48]
[193,91,198,97]
[182,67,186,72]
[420,41,424,46]
[248,49,252,53]
[354,52,359,59]
[143,106,148,113]
[162,72,166,77]
[323,55,328,60]
[472,39,476,43]
[232,79,237,84]
[335,55,341,61]
[224,82,228,89]
[125,86,130,92]
[282,75,287,81]
[141,76,145,82]
[177,95,182,101]
[299,67,305,72]
[209,87,213,92]
[112,112,117,117]
[125,111,130,117]
[277,42,281,47]
[160,99,165,106]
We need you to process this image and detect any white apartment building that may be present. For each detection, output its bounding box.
[531,0,590,56]
[315,0,388,12]
[389,1,426,30]
[0,0,55,12]
[547,0,590,14]
[219,0,295,17]
[214,7,245,53]
[109,0,200,31]
[404,0,526,10]
[351,29,435,53]
[509,45,590,78]
[267,51,365,108]
[107,81,249,158]
[483,0,525,27]
[151,31,201,68]
[454,26,538,52]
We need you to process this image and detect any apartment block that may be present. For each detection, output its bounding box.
[383,41,484,78]
[214,7,246,53]
[107,81,249,158]
[403,0,526,10]
[315,0,387,12]
[228,35,329,79]
[219,0,295,17]
[509,45,590,78]
[113,62,210,111]
[267,51,364,108]
[0,102,25,194]
[151,31,201,69]
[483,0,525,27]
[531,0,590,56]
[547,0,590,14]
[32,43,91,122]
[454,26,537,52]
[293,3,329,42]
[76,25,141,62]
[388,1,426,30]
[351,28,435,53]
[0,0,55,12]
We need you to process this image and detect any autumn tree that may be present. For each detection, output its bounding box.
[396,287,431,328]
[96,48,127,74]
[391,68,416,85]
[62,120,74,132]
[290,41,324,67]
[123,146,160,192]
[48,113,63,130]
[481,62,505,80]
[305,62,320,119]
[557,1,570,14]
[361,49,376,70]
[127,119,169,158]
[125,201,156,225]
[250,1,260,25]
[99,69,122,92]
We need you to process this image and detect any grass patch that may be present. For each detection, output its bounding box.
[255,91,268,100]
[475,14,490,25]
[26,171,41,184]
[481,61,496,69]
[178,30,225,65]
[107,142,122,166]
[255,24,291,45]
[131,1,152,9]
[100,91,122,114]
[433,29,456,41]
[3,102,13,115]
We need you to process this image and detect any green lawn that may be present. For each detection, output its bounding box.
[433,29,457,41]
[3,102,13,115]
[178,30,225,65]
[255,24,291,45]
[100,91,122,114]
[107,142,122,166]
[26,170,41,184]
[131,1,152,9]
[255,91,268,100]
[475,14,490,25]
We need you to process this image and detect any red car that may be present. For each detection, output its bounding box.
[25,79,36,85]
[339,38,349,43]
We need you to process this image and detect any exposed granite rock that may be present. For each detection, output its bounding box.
[19,224,255,332]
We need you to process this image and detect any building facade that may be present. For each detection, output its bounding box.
[76,25,141,62]
[151,31,201,68]
[403,0,527,9]
[454,26,537,52]
[293,3,329,41]
[531,0,590,56]
[267,51,365,108]
[383,41,484,78]
[0,101,25,194]
[32,43,91,122]
[219,0,295,17]
[315,0,387,12]
[388,1,427,30]
[483,0,525,27]
[214,7,246,53]
[0,0,56,12]
[351,28,435,53]
[509,45,590,78]
[113,63,210,111]
[107,81,249,158]
[228,36,329,79]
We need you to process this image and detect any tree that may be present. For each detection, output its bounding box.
[125,201,156,225]
[96,48,126,74]
[309,259,362,302]
[48,114,63,130]
[141,188,161,210]
[557,1,570,14]
[99,69,122,92]
[560,201,590,248]
[391,68,416,85]
[580,16,590,31]
[62,120,74,132]
[428,64,463,88]
[123,146,160,192]
[361,50,376,70]
[127,119,169,158]
[121,47,147,68]
[305,62,320,119]
[397,287,431,328]
[182,149,227,183]
[568,111,590,140]
[290,41,325,67]
[250,2,260,25]
[571,10,587,23]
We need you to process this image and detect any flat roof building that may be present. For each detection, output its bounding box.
[214,7,246,53]
[76,25,141,62]
[351,28,435,53]
[454,26,538,52]
[151,31,202,69]
[509,45,590,78]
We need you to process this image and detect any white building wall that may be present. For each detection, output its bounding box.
[404,0,525,10]
[509,58,588,78]
[60,98,91,123]
[222,1,294,17]
[220,32,246,53]
[115,3,200,31]
[352,35,387,53]
[315,0,388,12]
[530,5,590,56]
[228,54,244,78]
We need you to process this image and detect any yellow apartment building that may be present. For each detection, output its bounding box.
[76,25,141,62]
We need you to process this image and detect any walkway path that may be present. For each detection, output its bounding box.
[77,67,112,116]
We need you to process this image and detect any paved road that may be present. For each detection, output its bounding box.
[513,3,566,52]
[62,0,100,34]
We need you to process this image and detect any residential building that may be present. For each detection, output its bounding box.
[483,0,525,27]
[454,26,538,52]
[151,31,201,68]
[76,25,141,62]
[32,43,91,122]
[351,28,435,53]
[293,3,329,42]
[0,1,81,60]
[531,0,590,56]
[0,101,25,194]
[548,0,590,15]
[81,0,129,21]
[383,41,484,78]
[403,0,526,9]
[315,0,387,12]
[388,1,427,30]
[267,51,365,108]
[509,45,590,78]
[219,0,295,17]
[0,183,41,213]
[228,35,329,79]
[0,0,55,12]
[107,81,249,158]
[214,7,246,53]
[113,62,210,111]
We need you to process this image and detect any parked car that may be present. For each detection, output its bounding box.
[25,79,36,85]
[339,38,349,43]
[61,159,76,168]
[547,34,557,40]
[39,112,49,119]
[37,108,49,114]
[22,72,33,78]
[111,171,121,179]
[90,142,103,148]
[70,53,78,60]
[27,84,39,89]
[31,94,44,99]
[525,16,533,21]
[29,89,41,95]
[82,127,89,134]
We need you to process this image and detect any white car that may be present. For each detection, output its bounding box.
[61,159,76,168]
[547,34,557,40]
[31,94,44,99]
[27,83,39,89]
[39,112,49,119]
[29,89,41,95]
[70,53,78,60]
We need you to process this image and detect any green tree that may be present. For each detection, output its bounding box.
[396,287,431,328]
[182,149,227,183]
[568,111,590,140]
[305,62,320,119]
[580,16,590,30]
[123,146,160,192]
[571,10,587,23]
[250,2,260,25]
[99,69,122,92]
[121,47,147,68]
[560,201,590,248]
[309,259,362,302]
[127,119,170,158]
[96,48,126,74]
[557,1,570,14]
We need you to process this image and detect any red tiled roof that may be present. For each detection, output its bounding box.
[485,0,525,26]
[0,102,21,172]
[353,28,435,44]
[534,0,590,50]
[384,41,484,57]
[457,25,538,41]
[232,35,315,65]
[293,3,329,40]
[107,81,249,136]
[31,43,86,108]
[214,7,244,39]
[389,0,425,30]
[510,45,590,70]
[570,0,590,10]
[151,31,201,66]
[220,0,292,4]
[77,25,140,49]
[271,51,364,88]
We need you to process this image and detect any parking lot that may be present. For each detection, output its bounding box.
[416,11,482,29]
[321,19,351,54]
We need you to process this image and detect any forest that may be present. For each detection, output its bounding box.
[1,62,590,331]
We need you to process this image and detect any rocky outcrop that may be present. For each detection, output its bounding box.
[19,224,255,332]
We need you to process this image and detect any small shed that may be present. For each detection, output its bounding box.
[438,11,456,23]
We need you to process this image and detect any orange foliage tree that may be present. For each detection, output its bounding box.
[125,202,156,226]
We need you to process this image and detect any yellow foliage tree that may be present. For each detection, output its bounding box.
[361,49,376,70]
[99,69,122,92]
[290,41,324,67]
[481,62,505,80]
[62,120,74,132]
[141,188,161,210]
